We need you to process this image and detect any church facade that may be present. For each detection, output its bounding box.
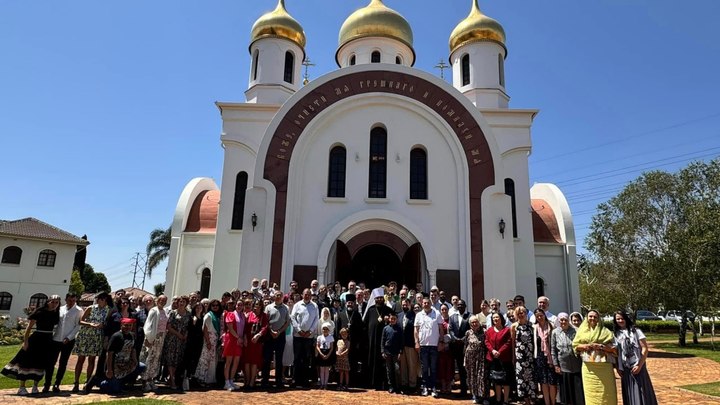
[165,0,580,313]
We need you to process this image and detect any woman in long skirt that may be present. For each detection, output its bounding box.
[463,315,487,405]
[613,311,658,405]
[552,312,584,405]
[511,306,536,405]
[573,310,617,405]
[184,302,205,386]
[194,299,222,386]
[2,296,60,395]
[163,295,191,389]
[141,295,168,392]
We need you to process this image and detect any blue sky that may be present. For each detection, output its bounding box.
[2,1,719,291]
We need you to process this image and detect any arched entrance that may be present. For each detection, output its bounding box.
[334,232,424,288]
[349,244,401,287]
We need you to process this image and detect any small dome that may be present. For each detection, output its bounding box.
[185,190,220,233]
[338,0,413,50]
[449,0,506,55]
[250,0,306,51]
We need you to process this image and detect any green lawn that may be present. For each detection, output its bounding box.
[653,341,720,363]
[0,344,86,389]
[679,381,720,398]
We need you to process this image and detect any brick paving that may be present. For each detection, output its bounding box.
[1,345,718,404]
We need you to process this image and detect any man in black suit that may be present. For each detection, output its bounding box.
[448,299,471,396]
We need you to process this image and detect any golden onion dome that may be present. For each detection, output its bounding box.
[250,0,306,51]
[338,0,413,51]
[449,0,506,55]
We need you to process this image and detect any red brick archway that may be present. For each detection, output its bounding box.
[262,69,495,312]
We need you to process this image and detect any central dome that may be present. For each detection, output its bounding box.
[338,0,413,50]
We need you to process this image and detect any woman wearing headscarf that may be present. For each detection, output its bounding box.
[194,299,223,386]
[572,309,617,405]
[552,312,584,405]
[613,310,657,405]
[2,295,60,395]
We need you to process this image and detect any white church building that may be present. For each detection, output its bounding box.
[165,0,580,313]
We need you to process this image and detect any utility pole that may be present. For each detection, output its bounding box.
[130,252,148,290]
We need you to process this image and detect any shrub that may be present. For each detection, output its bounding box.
[602,320,716,333]
[0,316,25,345]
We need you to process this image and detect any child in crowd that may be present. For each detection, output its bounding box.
[335,328,351,390]
[381,312,403,394]
[316,322,335,389]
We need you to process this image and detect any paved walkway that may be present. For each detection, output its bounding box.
[1,346,718,404]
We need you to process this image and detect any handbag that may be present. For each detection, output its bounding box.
[489,360,506,382]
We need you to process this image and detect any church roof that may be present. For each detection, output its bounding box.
[184,190,220,233]
[0,217,89,245]
[531,199,562,244]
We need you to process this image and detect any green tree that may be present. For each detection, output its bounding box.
[146,227,171,278]
[585,159,720,314]
[69,269,85,296]
[153,282,166,296]
[81,263,112,293]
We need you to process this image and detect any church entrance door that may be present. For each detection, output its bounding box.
[334,239,423,289]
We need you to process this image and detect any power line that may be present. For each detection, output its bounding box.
[553,148,720,187]
[131,252,148,290]
[533,111,720,164]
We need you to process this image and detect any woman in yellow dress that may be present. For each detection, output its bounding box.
[572,310,617,405]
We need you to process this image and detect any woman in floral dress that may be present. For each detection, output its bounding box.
[72,292,110,392]
[194,299,223,386]
[163,295,191,389]
[511,306,536,405]
[463,315,487,405]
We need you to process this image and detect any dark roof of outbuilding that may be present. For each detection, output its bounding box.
[0,217,89,245]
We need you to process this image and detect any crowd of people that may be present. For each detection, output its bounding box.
[1,279,659,405]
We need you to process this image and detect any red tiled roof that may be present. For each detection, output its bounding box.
[0,217,89,245]
[531,199,562,244]
[184,190,220,232]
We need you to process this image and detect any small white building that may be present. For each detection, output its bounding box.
[165,0,580,313]
[0,218,89,322]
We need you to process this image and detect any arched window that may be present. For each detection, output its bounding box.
[504,178,518,238]
[349,55,356,66]
[368,127,387,198]
[284,51,294,84]
[37,249,56,267]
[498,54,505,87]
[231,171,248,230]
[200,268,211,299]
[461,54,470,86]
[371,51,381,63]
[0,292,12,311]
[29,293,48,310]
[1,246,22,265]
[252,49,259,81]
[395,56,402,65]
[536,277,545,298]
[327,146,347,198]
[409,148,428,200]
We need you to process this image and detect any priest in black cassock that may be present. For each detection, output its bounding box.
[335,294,366,387]
[363,287,394,390]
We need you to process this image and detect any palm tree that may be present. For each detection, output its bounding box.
[146,226,171,278]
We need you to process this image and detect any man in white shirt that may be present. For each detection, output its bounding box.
[290,288,319,388]
[43,292,83,393]
[529,296,558,326]
[414,297,442,398]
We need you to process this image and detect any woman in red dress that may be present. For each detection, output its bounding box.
[242,299,268,389]
[485,311,513,405]
[222,301,245,391]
